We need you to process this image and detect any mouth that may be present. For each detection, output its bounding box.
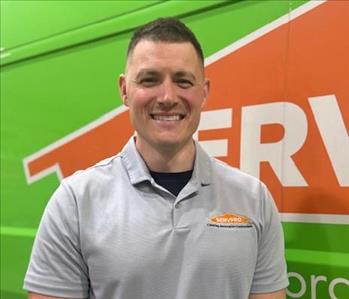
[150,114,185,121]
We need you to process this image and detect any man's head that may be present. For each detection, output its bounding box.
[126,17,204,67]
[119,17,209,157]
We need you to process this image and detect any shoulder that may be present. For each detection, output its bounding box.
[62,153,126,195]
[210,157,266,198]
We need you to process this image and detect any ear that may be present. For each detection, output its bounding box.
[119,74,128,106]
[201,78,210,108]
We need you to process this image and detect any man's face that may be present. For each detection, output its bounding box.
[119,40,209,153]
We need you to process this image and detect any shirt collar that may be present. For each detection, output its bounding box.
[121,137,212,186]
[121,137,152,185]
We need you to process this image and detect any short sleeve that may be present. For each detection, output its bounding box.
[23,181,89,298]
[250,184,289,293]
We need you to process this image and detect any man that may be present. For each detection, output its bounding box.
[24,18,288,299]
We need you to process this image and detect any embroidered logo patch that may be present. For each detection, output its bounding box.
[208,213,252,228]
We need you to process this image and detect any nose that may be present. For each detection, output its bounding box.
[158,78,177,107]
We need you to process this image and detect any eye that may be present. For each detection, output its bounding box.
[138,77,159,87]
[176,79,193,89]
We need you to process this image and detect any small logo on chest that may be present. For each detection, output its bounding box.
[208,213,252,228]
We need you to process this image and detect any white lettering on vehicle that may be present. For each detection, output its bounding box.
[287,272,349,299]
[309,95,349,186]
[194,108,232,157]
[196,94,348,187]
[240,101,308,186]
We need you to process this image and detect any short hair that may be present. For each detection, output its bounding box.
[127,17,204,65]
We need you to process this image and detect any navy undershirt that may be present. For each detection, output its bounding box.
[149,170,193,196]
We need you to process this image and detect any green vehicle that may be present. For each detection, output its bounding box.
[1,1,348,298]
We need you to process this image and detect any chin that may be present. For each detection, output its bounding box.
[156,139,181,148]
[155,137,192,151]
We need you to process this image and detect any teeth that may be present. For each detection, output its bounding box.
[152,115,182,121]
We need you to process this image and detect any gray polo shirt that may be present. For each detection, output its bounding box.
[24,137,288,299]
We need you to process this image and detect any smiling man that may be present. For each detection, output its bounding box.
[119,39,208,172]
[24,18,288,299]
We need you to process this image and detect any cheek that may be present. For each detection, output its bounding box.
[128,90,156,111]
[183,90,205,110]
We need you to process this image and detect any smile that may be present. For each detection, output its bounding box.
[150,114,185,121]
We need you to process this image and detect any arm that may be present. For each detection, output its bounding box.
[24,183,89,298]
[249,185,289,295]
[249,289,286,299]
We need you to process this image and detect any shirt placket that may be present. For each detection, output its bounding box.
[172,181,200,229]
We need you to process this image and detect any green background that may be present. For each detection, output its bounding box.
[1,1,348,298]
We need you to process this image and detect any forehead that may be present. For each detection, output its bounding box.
[126,40,203,74]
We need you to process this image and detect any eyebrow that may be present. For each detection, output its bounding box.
[135,69,159,80]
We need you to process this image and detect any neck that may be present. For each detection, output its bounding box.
[135,137,196,172]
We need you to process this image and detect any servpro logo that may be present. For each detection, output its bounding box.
[210,213,249,224]
[23,1,348,224]
[208,213,252,228]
